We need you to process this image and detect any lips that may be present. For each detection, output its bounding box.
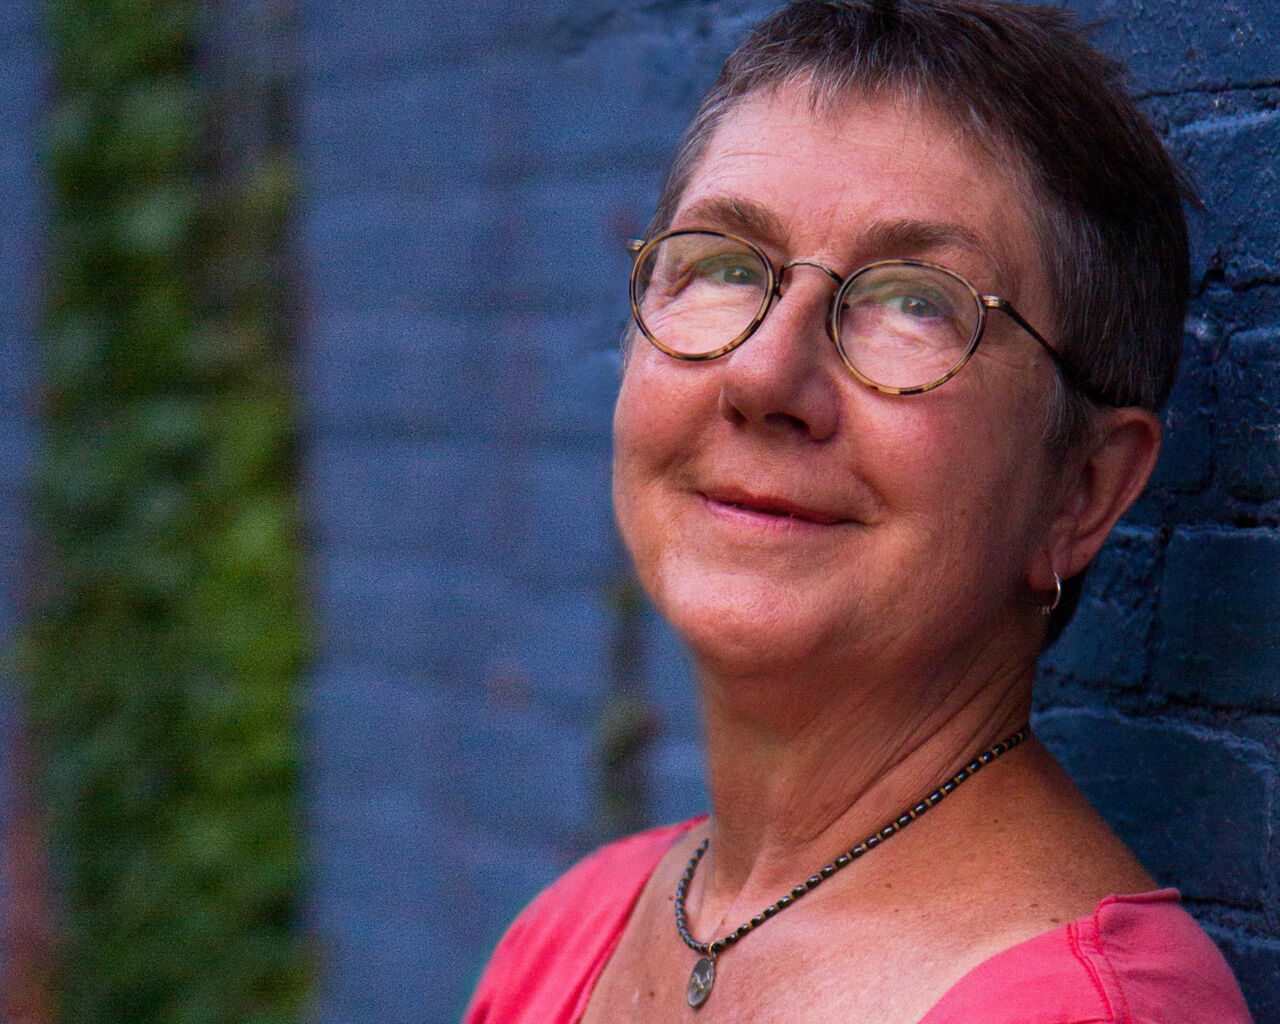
[702,487,849,526]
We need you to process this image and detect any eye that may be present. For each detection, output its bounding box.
[849,269,963,323]
[883,292,946,318]
[694,258,765,288]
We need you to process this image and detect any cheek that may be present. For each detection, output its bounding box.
[610,382,645,558]
[611,360,684,561]
[861,381,1055,554]
[611,360,660,493]
[612,350,712,477]
[945,406,1060,572]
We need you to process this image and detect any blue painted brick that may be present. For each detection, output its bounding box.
[641,601,703,751]
[1195,282,1280,344]
[303,0,582,82]
[312,813,474,923]
[1148,318,1215,495]
[1209,931,1280,1024]
[302,310,497,436]
[307,664,455,803]
[304,438,506,559]
[0,46,39,134]
[1216,328,1280,503]
[493,313,622,438]
[306,672,509,1024]
[302,3,472,82]
[1172,108,1280,287]
[0,414,33,509]
[310,813,451,921]
[649,734,709,825]
[627,4,776,109]
[314,900,459,1024]
[314,555,510,673]
[301,186,490,313]
[499,442,619,587]
[446,821,568,944]
[1273,775,1280,936]
[449,700,596,842]
[513,28,703,174]
[1039,527,1160,692]
[1155,528,1280,709]
[480,175,652,318]
[1035,710,1269,905]
[1066,0,1280,95]
[485,584,614,713]
[301,65,489,191]
[444,827,569,1019]
[0,315,38,416]
[0,141,38,342]
[0,3,37,42]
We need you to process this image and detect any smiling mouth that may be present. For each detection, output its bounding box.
[703,490,847,526]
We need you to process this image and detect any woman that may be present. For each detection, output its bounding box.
[465,1,1253,1021]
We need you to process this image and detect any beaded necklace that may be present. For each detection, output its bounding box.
[675,726,1030,1009]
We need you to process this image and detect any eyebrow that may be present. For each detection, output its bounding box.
[859,218,1020,296]
[670,196,1019,296]
[672,195,787,246]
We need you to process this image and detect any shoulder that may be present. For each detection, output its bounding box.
[1081,890,1254,1023]
[502,819,698,949]
[922,890,1254,1024]
[462,819,700,1024]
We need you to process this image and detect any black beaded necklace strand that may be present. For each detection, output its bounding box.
[675,725,1030,1009]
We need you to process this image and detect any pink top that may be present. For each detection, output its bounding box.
[463,820,1254,1024]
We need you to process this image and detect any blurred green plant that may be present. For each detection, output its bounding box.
[26,1,310,1021]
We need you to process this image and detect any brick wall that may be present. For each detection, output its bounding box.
[1035,4,1280,1016]
[293,2,1280,1022]
[0,0,1273,1020]
[0,0,41,993]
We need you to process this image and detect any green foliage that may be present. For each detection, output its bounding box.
[27,1,310,1020]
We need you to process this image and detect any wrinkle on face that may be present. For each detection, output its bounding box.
[613,84,1065,689]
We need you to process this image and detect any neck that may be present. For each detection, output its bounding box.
[689,633,1035,930]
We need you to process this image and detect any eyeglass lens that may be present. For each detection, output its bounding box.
[633,232,984,391]
[634,233,769,357]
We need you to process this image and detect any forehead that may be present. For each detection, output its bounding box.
[673,84,1045,295]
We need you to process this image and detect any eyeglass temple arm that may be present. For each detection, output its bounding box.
[982,296,1109,406]
[626,238,645,260]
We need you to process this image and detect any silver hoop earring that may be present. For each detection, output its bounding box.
[1040,571,1062,616]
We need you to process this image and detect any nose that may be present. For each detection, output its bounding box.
[716,262,844,442]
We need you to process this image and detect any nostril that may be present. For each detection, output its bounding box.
[770,411,809,433]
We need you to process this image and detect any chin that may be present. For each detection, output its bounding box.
[649,569,845,677]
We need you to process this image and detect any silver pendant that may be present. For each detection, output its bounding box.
[686,956,716,1009]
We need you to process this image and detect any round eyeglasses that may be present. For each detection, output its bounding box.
[628,229,1093,398]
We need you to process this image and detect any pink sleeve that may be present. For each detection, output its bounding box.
[462,821,697,1024]
[1074,890,1254,1024]
[921,890,1254,1024]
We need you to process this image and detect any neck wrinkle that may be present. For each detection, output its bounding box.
[685,647,1033,941]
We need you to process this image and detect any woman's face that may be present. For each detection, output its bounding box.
[613,85,1066,680]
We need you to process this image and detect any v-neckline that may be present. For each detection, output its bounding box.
[573,817,1174,1024]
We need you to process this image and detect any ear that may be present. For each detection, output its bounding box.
[1031,407,1162,590]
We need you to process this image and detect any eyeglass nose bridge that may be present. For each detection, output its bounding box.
[775,257,844,289]
[770,257,846,343]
